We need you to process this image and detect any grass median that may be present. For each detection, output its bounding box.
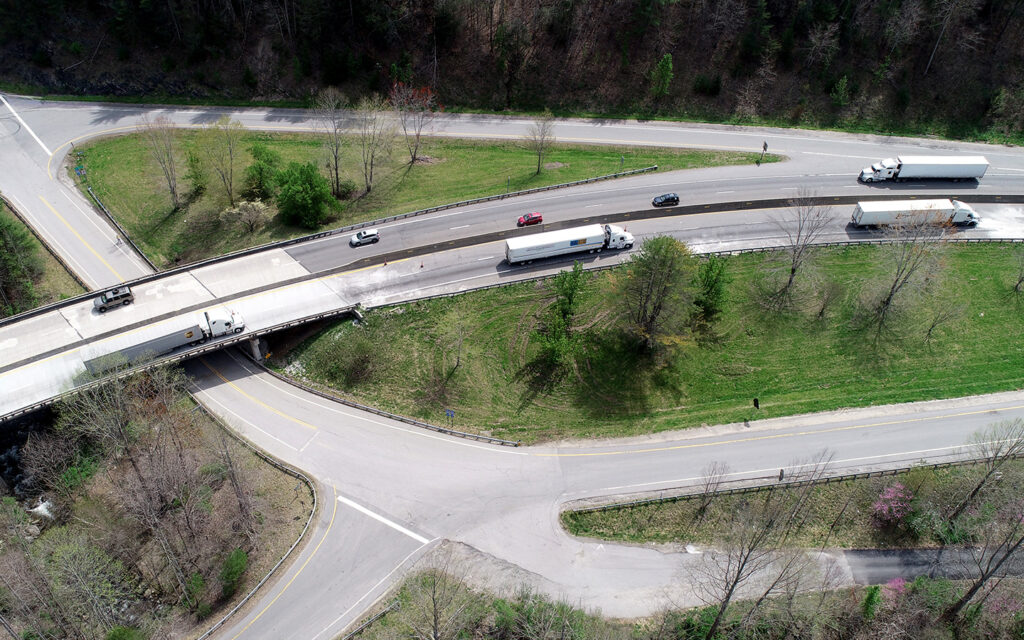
[272,242,1024,444]
[561,459,1024,549]
[0,203,83,316]
[73,132,768,267]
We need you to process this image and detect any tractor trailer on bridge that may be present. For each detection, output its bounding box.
[850,199,980,228]
[858,156,989,183]
[84,309,245,375]
[505,224,634,265]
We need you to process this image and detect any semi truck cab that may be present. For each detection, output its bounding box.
[859,158,898,182]
[604,224,634,249]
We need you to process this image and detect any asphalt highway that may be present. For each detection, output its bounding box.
[2,94,1024,638]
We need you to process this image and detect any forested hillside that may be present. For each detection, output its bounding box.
[1,0,1023,137]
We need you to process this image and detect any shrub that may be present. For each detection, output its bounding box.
[871,482,913,529]
[184,148,208,196]
[275,162,334,229]
[220,548,249,599]
[335,178,357,200]
[831,75,850,108]
[861,585,882,620]
[245,142,282,199]
[693,255,728,322]
[650,53,673,98]
[186,572,205,609]
[106,627,145,640]
[883,577,908,603]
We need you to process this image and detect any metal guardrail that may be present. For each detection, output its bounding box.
[360,235,1024,312]
[86,185,158,270]
[6,231,1024,424]
[1,187,1020,332]
[0,193,87,290]
[0,304,365,422]
[0,165,657,329]
[193,400,319,640]
[567,454,1024,514]
[340,600,400,640]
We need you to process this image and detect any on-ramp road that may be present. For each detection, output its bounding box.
[2,95,1023,637]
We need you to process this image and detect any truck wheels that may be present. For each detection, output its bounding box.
[234,327,243,333]
[98,307,107,313]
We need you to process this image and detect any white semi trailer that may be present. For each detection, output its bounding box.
[858,156,989,182]
[84,309,245,374]
[505,224,634,265]
[850,199,980,228]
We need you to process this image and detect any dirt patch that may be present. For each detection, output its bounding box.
[544,162,569,169]
[414,156,444,165]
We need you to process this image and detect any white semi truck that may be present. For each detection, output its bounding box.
[850,199,980,228]
[858,155,989,182]
[505,224,634,265]
[84,309,245,374]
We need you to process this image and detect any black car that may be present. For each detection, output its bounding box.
[652,193,679,207]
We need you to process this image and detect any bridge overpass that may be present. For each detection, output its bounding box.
[5,193,1024,422]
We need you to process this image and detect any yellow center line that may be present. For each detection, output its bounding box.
[229,484,338,640]
[200,358,318,431]
[534,404,1024,457]
[38,195,123,281]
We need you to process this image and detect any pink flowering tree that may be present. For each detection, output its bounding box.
[872,483,914,529]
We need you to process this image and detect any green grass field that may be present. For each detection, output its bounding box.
[276,243,1024,444]
[562,460,1024,549]
[0,204,83,310]
[74,131,767,267]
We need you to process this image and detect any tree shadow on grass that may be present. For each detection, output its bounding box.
[511,352,564,416]
[571,329,656,420]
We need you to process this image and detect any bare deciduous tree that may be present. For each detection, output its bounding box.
[697,461,730,521]
[940,490,1024,624]
[396,547,482,640]
[813,278,844,321]
[884,0,925,54]
[21,430,80,503]
[138,114,180,208]
[765,191,833,310]
[390,82,439,164]
[947,419,1024,522]
[697,450,833,640]
[40,529,135,635]
[806,23,839,68]
[0,503,82,639]
[313,87,349,198]
[354,94,396,193]
[524,110,555,175]
[862,214,946,337]
[1011,245,1024,296]
[924,0,983,76]
[197,115,245,207]
[217,430,258,546]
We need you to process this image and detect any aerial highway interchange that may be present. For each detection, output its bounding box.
[2,94,1024,638]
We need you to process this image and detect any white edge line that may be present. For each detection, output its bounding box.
[0,94,53,155]
[224,350,527,456]
[191,386,299,452]
[588,442,969,494]
[337,494,430,544]
[310,540,436,640]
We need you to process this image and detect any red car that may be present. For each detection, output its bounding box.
[517,212,543,227]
